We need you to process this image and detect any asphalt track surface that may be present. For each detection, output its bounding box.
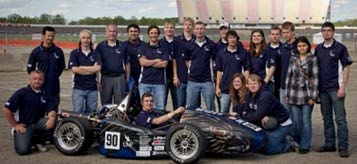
[0,58,356,164]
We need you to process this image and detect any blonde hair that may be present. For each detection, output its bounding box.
[79,29,92,38]
[78,29,93,48]
[183,17,195,25]
[248,74,262,84]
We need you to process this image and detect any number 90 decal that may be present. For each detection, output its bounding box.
[104,131,121,150]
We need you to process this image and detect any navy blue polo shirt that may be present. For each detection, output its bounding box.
[315,40,353,92]
[159,36,175,81]
[267,42,283,86]
[185,36,216,82]
[124,40,145,84]
[249,49,276,80]
[173,34,195,84]
[280,40,297,89]
[4,85,54,126]
[135,110,168,129]
[138,42,169,85]
[68,48,100,90]
[243,87,289,127]
[96,40,128,77]
[27,43,65,95]
[216,47,250,93]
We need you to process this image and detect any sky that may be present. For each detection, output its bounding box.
[0,0,355,22]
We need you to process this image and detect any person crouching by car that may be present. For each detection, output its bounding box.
[241,74,294,155]
[135,92,185,129]
[3,70,57,155]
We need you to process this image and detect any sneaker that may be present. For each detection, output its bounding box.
[299,148,310,154]
[35,144,48,152]
[286,135,300,149]
[315,145,336,152]
[339,150,349,158]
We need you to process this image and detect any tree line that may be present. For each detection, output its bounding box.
[0,13,179,25]
[1,13,356,26]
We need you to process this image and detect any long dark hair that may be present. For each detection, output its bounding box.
[249,29,267,57]
[229,73,247,107]
[294,36,311,54]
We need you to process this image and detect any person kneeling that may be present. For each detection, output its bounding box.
[241,74,294,155]
[3,70,56,155]
[135,92,185,129]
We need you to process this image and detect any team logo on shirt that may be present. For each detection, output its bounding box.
[249,102,258,111]
[260,54,263,58]
[156,49,162,54]
[277,50,281,55]
[146,117,152,123]
[204,46,210,51]
[54,52,59,59]
[90,56,94,62]
[329,50,335,57]
[115,48,121,54]
[181,53,185,57]
[40,96,47,103]
[235,54,241,61]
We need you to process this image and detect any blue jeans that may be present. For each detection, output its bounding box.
[320,90,349,150]
[139,83,166,110]
[220,94,231,113]
[280,88,298,139]
[165,80,178,109]
[291,104,313,149]
[260,125,291,155]
[186,81,215,111]
[72,89,98,114]
[176,83,187,107]
[13,118,49,155]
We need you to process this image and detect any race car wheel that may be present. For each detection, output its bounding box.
[54,117,93,155]
[166,123,207,164]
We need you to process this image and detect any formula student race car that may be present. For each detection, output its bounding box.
[53,94,267,164]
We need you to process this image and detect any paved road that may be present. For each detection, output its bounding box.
[0,67,356,163]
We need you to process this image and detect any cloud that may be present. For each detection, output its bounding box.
[168,0,177,7]
[334,0,350,5]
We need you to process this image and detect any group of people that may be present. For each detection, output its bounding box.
[2,18,352,159]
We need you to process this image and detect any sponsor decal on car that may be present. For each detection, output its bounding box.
[153,146,165,151]
[136,151,150,157]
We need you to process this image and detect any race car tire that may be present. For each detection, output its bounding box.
[166,123,207,164]
[54,117,93,155]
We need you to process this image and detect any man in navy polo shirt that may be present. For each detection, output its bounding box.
[138,25,169,111]
[123,24,145,109]
[135,92,185,129]
[96,24,129,105]
[3,70,56,155]
[173,17,195,107]
[267,26,283,98]
[68,29,101,114]
[160,21,178,110]
[185,21,216,111]
[314,22,353,158]
[27,26,65,112]
[216,30,250,113]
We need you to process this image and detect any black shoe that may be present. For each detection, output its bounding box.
[339,150,349,158]
[299,148,310,154]
[315,145,336,152]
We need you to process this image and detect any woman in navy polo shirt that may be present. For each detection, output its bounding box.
[229,73,248,117]
[68,29,101,114]
[248,29,276,92]
[286,36,319,154]
[138,25,169,111]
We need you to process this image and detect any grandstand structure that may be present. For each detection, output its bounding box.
[176,0,331,26]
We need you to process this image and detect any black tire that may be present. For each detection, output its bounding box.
[166,123,207,164]
[54,117,93,155]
